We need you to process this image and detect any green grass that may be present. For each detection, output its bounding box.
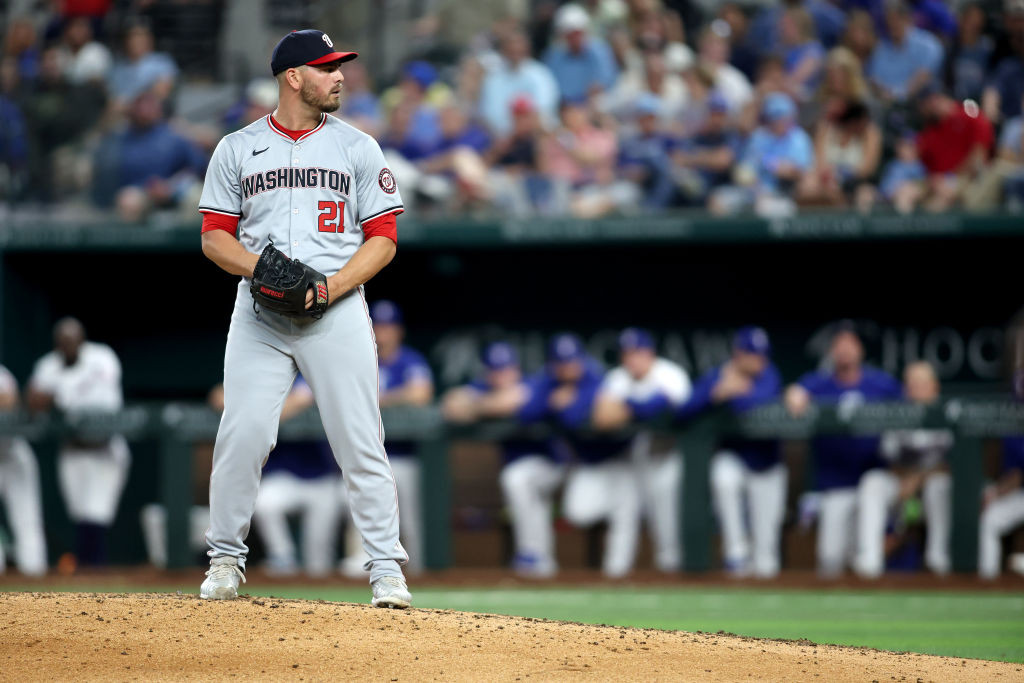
[8,584,1024,663]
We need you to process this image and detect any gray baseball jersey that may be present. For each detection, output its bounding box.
[198,112,408,583]
[199,113,403,272]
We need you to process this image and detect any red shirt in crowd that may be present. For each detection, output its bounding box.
[917,103,994,174]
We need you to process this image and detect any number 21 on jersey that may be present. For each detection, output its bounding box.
[317,201,345,232]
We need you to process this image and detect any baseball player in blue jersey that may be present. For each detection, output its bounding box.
[785,323,901,577]
[253,375,343,576]
[592,328,691,572]
[679,327,784,577]
[443,341,564,577]
[0,365,47,577]
[197,29,410,606]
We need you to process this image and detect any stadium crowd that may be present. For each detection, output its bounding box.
[3,0,1024,220]
[2,308,1024,581]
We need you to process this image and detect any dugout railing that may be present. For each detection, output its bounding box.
[1,398,1022,572]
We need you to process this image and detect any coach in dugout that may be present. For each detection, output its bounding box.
[784,321,902,577]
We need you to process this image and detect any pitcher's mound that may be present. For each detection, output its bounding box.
[0,592,1017,681]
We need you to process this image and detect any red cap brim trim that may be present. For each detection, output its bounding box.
[306,51,358,66]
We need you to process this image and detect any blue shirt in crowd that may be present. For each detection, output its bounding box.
[479,59,560,135]
[742,125,814,193]
[798,366,902,490]
[108,52,178,101]
[679,362,783,471]
[379,346,433,457]
[264,375,337,480]
[1000,437,1024,482]
[989,57,1024,120]
[867,26,944,99]
[879,158,926,199]
[542,38,618,103]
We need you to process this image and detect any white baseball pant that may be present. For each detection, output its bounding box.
[634,445,684,572]
[389,456,424,574]
[253,472,343,576]
[854,468,951,578]
[58,435,130,526]
[817,487,858,577]
[0,438,47,575]
[978,490,1024,578]
[206,283,406,582]
[710,451,787,578]
[499,455,565,575]
[139,503,211,568]
[563,458,641,577]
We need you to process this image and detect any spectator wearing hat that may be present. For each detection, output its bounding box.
[678,327,784,578]
[866,0,943,102]
[600,94,677,213]
[380,61,446,162]
[915,83,994,211]
[710,92,813,216]
[877,129,927,212]
[538,100,618,217]
[479,28,560,137]
[486,96,552,217]
[798,98,881,209]
[592,328,692,573]
[543,4,619,103]
[672,91,744,207]
[520,333,637,577]
[785,323,902,578]
[442,342,564,578]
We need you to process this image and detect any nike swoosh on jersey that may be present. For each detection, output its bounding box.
[252,147,270,156]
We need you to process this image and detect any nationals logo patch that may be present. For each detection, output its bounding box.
[378,168,397,194]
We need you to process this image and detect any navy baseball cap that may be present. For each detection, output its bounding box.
[483,342,519,370]
[271,30,358,76]
[619,327,655,351]
[547,333,585,363]
[369,300,403,325]
[733,326,771,355]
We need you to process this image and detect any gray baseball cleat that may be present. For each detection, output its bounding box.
[200,556,246,599]
[371,575,412,609]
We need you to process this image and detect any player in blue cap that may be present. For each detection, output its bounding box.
[442,341,564,577]
[339,300,433,577]
[678,326,784,577]
[592,328,691,572]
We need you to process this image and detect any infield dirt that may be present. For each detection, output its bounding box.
[1,592,1020,681]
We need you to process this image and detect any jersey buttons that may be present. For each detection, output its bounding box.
[292,208,299,214]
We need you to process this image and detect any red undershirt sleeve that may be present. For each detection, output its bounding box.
[361,212,399,245]
[200,211,240,237]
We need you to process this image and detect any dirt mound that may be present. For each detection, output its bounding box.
[0,592,1019,681]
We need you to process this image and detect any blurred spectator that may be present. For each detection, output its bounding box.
[442,341,563,578]
[614,94,677,211]
[0,91,29,199]
[679,327,784,578]
[854,361,952,578]
[0,364,47,577]
[380,61,445,161]
[978,436,1024,578]
[697,22,753,116]
[784,323,902,578]
[108,23,178,107]
[982,1,1024,123]
[908,0,957,42]
[749,0,847,58]
[618,1,694,88]
[538,101,618,217]
[878,130,927,213]
[916,84,994,211]
[602,49,688,126]
[252,376,343,577]
[21,46,107,202]
[27,318,130,569]
[946,3,994,102]
[717,4,760,81]
[3,17,40,83]
[592,328,691,573]
[369,301,434,575]
[960,92,1024,210]
[798,99,881,209]
[840,9,878,65]
[57,16,112,86]
[222,78,277,132]
[678,64,718,137]
[779,5,826,101]
[92,92,207,221]
[866,0,943,102]
[479,28,560,136]
[805,46,876,128]
[672,92,742,207]
[525,333,638,578]
[337,61,381,135]
[486,97,556,217]
[543,4,619,102]
[711,92,813,216]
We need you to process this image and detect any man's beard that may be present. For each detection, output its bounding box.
[300,81,341,113]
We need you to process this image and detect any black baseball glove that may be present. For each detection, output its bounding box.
[250,243,329,318]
